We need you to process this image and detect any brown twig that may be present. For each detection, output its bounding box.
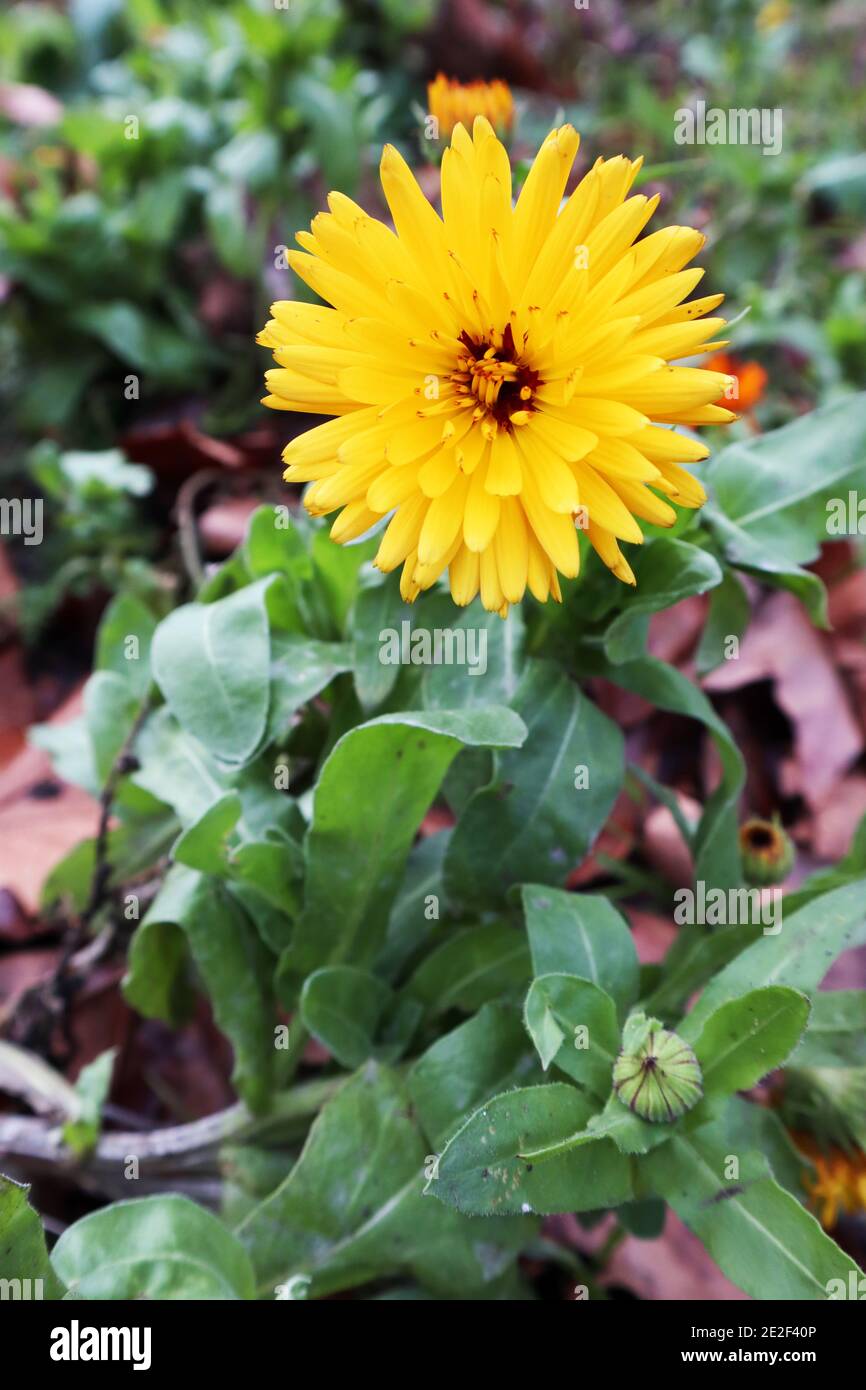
[81,695,154,931]
[0,1077,343,1203]
[174,467,222,592]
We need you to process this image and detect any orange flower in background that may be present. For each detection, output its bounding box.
[797,1135,866,1229]
[707,351,768,411]
[427,73,514,141]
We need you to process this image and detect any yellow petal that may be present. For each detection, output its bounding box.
[518,431,580,513]
[449,544,481,606]
[417,471,470,564]
[463,460,501,551]
[374,493,428,571]
[494,496,530,603]
[520,466,580,576]
[486,429,523,495]
[573,463,645,542]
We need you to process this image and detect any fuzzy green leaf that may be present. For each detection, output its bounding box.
[52,1196,255,1300]
[434,1083,634,1216]
[693,986,811,1096]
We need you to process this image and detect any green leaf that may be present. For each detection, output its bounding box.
[693,987,811,1097]
[62,1048,116,1158]
[133,709,300,839]
[227,839,302,927]
[95,591,158,698]
[584,1092,671,1157]
[30,712,98,795]
[618,1198,666,1239]
[123,919,193,1026]
[724,1097,813,1198]
[421,602,526,708]
[288,73,362,195]
[524,974,619,1098]
[83,671,139,782]
[408,1004,541,1149]
[0,1176,65,1299]
[351,574,413,710]
[123,866,275,1112]
[782,810,866,913]
[267,633,351,742]
[235,1063,531,1298]
[300,967,420,1068]
[445,662,623,912]
[205,176,258,277]
[52,1196,255,1300]
[172,792,242,875]
[521,886,639,1020]
[695,570,750,677]
[704,509,827,625]
[151,581,273,765]
[793,990,866,1067]
[435,1083,633,1216]
[799,153,866,214]
[277,708,526,997]
[244,506,313,586]
[406,923,530,1017]
[645,1125,859,1300]
[311,528,377,634]
[604,537,723,663]
[376,830,450,980]
[681,879,866,1039]
[71,302,207,381]
[703,393,866,624]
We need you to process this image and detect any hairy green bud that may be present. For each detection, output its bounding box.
[613,1013,703,1123]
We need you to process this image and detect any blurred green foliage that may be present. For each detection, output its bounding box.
[529,0,866,438]
[0,0,433,446]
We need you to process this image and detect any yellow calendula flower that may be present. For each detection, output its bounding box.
[427,73,514,142]
[259,119,734,615]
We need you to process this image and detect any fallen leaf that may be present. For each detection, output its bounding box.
[703,591,862,807]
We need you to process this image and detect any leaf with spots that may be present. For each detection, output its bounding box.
[692,986,811,1097]
[644,1121,859,1300]
[235,1062,533,1298]
[434,1083,634,1217]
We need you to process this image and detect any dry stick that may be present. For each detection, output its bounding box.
[37,695,155,1062]
[0,1076,343,1204]
[174,467,222,592]
[81,694,154,930]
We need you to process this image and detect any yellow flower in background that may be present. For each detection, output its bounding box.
[756,0,792,32]
[259,120,734,614]
[427,73,514,141]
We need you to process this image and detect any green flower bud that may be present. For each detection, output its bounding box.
[739,815,794,886]
[613,1014,703,1123]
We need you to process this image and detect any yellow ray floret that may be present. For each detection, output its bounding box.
[260,119,735,615]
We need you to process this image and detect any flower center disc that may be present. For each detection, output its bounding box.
[453,325,541,430]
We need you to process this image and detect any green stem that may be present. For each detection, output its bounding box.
[274,1023,311,1089]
